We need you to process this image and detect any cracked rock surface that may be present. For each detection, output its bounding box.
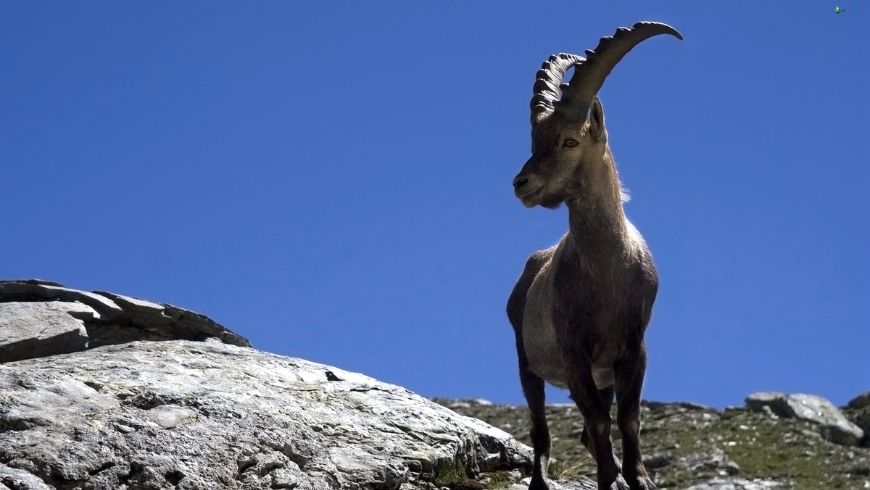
[0,340,536,490]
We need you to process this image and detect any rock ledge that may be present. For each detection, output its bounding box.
[0,279,250,363]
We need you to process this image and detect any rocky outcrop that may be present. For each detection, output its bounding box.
[0,302,91,363]
[848,391,870,411]
[441,396,870,489]
[0,340,536,490]
[843,391,870,447]
[745,392,864,446]
[0,279,249,363]
[0,281,550,489]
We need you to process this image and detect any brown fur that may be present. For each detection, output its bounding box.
[508,98,659,490]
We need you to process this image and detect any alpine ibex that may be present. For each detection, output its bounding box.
[506,22,682,490]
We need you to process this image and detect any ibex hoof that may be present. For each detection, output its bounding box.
[608,475,631,490]
[528,475,550,490]
[625,475,656,490]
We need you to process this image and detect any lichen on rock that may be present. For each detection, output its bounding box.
[0,340,537,489]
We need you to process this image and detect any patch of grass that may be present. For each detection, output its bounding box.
[433,459,482,490]
[483,471,514,489]
[546,458,564,478]
[548,455,595,482]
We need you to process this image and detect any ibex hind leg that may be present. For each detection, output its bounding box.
[578,386,623,474]
[508,252,554,490]
[560,342,629,490]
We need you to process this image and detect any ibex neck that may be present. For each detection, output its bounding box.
[566,201,627,250]
[565,149,628,252]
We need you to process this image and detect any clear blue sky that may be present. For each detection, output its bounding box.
[2,2,867,409]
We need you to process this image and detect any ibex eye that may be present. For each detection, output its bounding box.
[564,139,579,148]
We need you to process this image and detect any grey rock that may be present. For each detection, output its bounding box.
[511,478,596,490]
[0,462,55,490]
[642,452,670,469]
[842,393,870,446]
[0,280,124,320]
[746,392,864,446]
[685,478,782,490]
[92,292,165,316]
[0,463,54,490]
[847,391,870,410]
[744,392,780,411]
[0,280,250,363]
[0,302,92,363]
[848,409,870,439]
[681,448,740,476]
[721,406,747,420]
[642,400,713,411]
[0,340,534,489]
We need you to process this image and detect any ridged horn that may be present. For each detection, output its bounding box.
[530,53,585,123]
[555,22,683,120]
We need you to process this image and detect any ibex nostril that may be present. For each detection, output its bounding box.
[513,177,529,189]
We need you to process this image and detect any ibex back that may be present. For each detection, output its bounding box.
[506,22,682,490]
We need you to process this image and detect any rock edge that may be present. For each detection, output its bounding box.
[0,279,250,363]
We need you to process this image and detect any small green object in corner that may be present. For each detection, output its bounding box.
[836,7,844,13]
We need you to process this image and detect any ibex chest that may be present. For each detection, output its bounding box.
[521,251,630,390]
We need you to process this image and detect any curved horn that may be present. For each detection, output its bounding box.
[556,21,683,120]
[530,53,585,123]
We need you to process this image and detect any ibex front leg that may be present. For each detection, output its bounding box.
[518,354,551,490]
[615,341,655,490]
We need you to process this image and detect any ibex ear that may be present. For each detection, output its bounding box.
[588,97,606,143]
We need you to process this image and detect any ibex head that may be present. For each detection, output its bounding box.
[512,22,682,209]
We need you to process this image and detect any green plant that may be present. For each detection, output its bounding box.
[483,471,513,489]
[433,459,481,489]
[548,457,593,481]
